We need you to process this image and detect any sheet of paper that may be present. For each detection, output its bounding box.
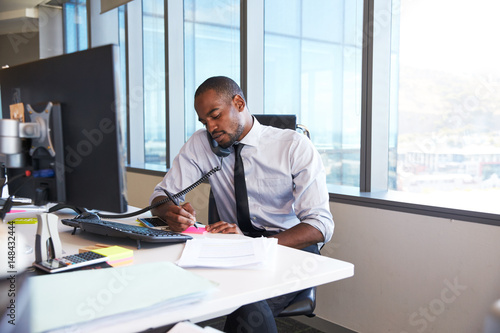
[176,237,278,269]
[3,205,49,222]
[168,321,223,332]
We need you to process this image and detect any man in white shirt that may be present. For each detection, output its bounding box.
[150,76,334,332]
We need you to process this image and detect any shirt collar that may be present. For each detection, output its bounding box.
[235,115,262,148]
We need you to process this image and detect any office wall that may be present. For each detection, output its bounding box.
[38,6,63,59]
[319,203,500,333]
[127,170,500,333]
[0,6,62,68]
[0,33,39,67]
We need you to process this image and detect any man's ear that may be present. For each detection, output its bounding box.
[233,94,245,111]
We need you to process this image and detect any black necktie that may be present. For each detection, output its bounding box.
[234,144,254,232]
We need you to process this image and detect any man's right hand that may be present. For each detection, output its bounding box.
[150,196,197,232]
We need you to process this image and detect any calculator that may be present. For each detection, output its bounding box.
[33,251,108,273]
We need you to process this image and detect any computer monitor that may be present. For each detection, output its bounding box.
[0,45,127,213]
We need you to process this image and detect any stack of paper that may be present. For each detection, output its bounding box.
[29,261,218,332]
[176,237,278,269]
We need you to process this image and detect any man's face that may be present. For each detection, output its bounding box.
[195,89,245,148]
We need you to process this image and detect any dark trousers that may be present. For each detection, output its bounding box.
[223,244,320,333]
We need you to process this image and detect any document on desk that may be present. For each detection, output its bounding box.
[3,204,49,222]
[29,261,217,332]
[177,237,278,269]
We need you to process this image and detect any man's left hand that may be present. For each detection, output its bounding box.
[206,221,244,234]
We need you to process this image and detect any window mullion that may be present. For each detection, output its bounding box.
[360,0,374,192]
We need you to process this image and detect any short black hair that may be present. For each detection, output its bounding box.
[195,76,246,104]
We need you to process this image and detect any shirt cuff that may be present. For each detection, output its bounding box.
[149,188,167,205]
[301,215,334,244]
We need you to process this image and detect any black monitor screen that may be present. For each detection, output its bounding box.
[0,45,127,213]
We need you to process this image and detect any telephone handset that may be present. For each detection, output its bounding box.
[98,164,221,219]
[89,132,227,220]
[207,130,231,158]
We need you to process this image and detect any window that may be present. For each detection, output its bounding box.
[61,0,500,222]
[143,0,166,165]
[385,0,500,210]
[264,0,364,187]
[184,0,240,139]
[63,0,87,53]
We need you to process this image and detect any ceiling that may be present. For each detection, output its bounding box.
[0,0,45,12]
[0,1,56,35]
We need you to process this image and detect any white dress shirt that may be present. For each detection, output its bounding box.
[150,118,334,244]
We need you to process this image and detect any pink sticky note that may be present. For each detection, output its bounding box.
[183,225,206,234]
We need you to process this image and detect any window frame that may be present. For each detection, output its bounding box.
[120,0,500,227]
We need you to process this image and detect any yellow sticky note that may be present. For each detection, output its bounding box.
[11,218,37,224]
[91,245,134,267]
[91,245,133,261]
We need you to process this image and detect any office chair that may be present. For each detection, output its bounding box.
[252,114,310,139]
[208,114,317,318]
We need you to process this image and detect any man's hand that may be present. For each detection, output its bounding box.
[205,221,323,249]
[151,196,196,232]
[205,221,244,235]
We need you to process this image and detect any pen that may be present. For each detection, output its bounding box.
[162,189,198,229]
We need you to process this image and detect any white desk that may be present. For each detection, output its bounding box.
[7,212,354,332]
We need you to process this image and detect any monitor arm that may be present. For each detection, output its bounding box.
[0,102,65,206]
[0,101,58,168]
[0,102,64,262]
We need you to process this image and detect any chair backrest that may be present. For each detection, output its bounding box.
[254,114,310,139]
[254,114,296,130]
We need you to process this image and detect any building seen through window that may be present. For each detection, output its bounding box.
[388,0,500,206]
[63,0,87,54]
[265,0,363,187]
[142,0,166,165]
[184,0,240,140]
